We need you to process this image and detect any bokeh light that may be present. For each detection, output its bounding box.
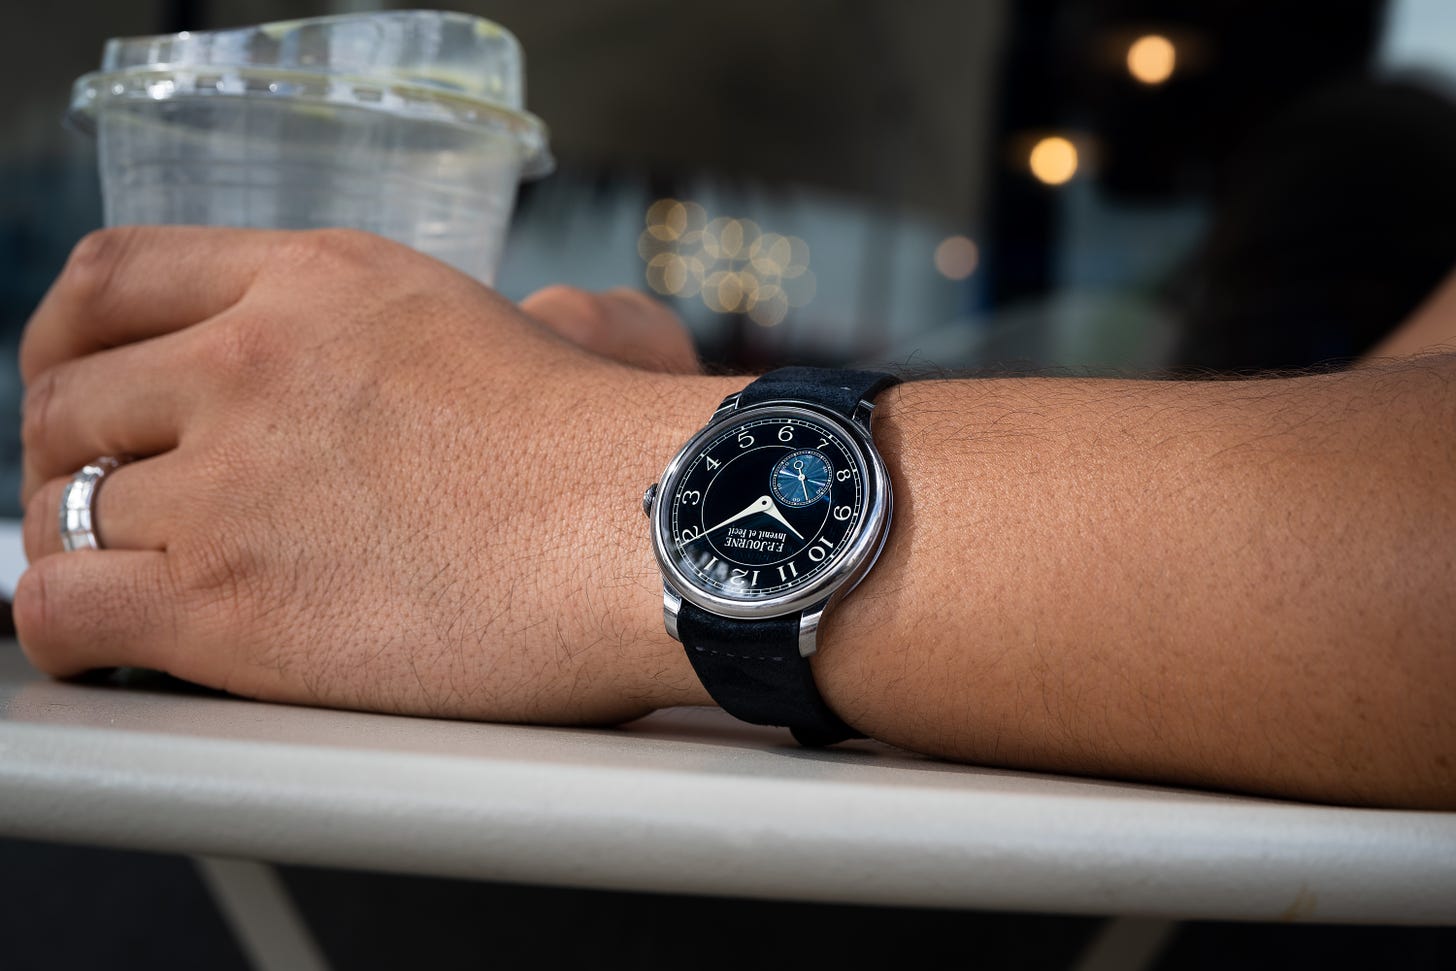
[1029,136,1078,186]
[645,198,687,240]
[640,198,814,322]
[934,235,979,280]
[1127,34,1176,85]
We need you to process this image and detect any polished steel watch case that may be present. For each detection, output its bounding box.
[646,393,893,658]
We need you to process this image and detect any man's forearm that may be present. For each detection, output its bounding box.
[629,358,1456,808]
[23,229,1449,809]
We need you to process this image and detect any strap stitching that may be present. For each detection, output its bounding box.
[692,646,785,662]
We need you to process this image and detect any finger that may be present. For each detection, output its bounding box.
[521,285,699,373]
[20,225,287,383]
[520,284,611,344]
[602,285,685,326]
[13,550,178,679]
[523,284,684,343]
[25,454,182,562]
[21,331,195,502]
[599,288,700,374]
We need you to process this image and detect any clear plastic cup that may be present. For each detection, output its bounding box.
[67,11,553,284]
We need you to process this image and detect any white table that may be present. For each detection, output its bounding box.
[2,640,1454,969]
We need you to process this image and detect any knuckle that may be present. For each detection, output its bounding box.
[274,227,389,275]
[310,226,382,254]
[604,285,652,307]
[530,283,587,305]
[154,451,268,628]
[204,314,283,377]
[20,367,59,451]
[61,227,138,311]
[22,480,64,562]
[174,550,232,620]
[532,285,609,333]
[174,525,264,620]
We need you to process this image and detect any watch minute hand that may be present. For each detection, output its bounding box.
[761,499,805,540]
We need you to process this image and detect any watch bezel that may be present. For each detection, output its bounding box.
[650,399,892,620]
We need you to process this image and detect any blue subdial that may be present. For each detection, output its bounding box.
[771,450,832,507]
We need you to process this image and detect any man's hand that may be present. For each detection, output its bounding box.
[16,227,719,725]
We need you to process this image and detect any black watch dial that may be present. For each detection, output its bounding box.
[663,408,868,603]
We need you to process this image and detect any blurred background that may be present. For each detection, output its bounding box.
[4,2,1456,967]
[8,0,1456,512]
[4,0,1456,513]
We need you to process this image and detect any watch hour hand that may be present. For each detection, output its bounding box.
[697,495,776,539]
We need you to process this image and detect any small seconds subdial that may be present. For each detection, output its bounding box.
[771,450,832,507]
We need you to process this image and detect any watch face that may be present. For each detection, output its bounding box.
[655,404,885,611]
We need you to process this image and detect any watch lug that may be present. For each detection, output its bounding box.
[663,586,683,642]
[851,398,876,432]
[798,597,832,658]
[713,392,743,418]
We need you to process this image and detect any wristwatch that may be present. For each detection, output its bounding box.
[643,366,898,745]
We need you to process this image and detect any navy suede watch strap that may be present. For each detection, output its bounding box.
[677,601,859,746]
[672,365,899,747]
[733,366,901,416]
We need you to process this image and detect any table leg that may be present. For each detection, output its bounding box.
[193,856,332,971]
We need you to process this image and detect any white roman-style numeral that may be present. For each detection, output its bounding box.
[777,562,799,582]
[706,456,721,470]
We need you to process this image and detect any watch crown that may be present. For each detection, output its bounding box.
[642,483,658,518]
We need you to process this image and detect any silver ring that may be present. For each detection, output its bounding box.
[59,456,125,552]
